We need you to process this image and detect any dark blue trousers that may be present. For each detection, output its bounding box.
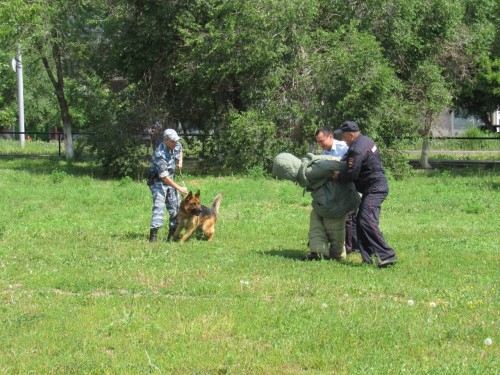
[356,192,396,263]
[345,210,358,253]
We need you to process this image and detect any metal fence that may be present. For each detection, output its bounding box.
[0,131,212,158]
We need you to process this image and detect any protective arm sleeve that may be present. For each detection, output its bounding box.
[296,153,346,189]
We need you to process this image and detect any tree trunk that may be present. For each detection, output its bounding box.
[59,95,74,159]
[480,113,494,132]
[420,113,432,169]
[40,29,74,159]
[420,137,431,169]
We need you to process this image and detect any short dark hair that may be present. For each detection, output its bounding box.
[315,127,333,137]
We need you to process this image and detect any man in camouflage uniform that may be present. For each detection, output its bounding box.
[148,129,188,242]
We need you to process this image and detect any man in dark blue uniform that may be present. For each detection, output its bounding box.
[332,121,397,267]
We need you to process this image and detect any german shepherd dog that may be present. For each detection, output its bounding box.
[173,191,223,243]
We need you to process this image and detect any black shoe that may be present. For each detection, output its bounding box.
[302,253,330,261]
[377,256,397,268]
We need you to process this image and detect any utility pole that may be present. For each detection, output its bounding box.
[13,44,25,147]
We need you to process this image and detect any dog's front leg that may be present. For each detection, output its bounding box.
[179,226,197,243]
[172,225,183,241]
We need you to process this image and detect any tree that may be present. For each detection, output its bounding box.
[447,0,500,131]
[0,50,17,131]
[3,0,497,177]
[96,0,189,128]
[354,0,497,165]
[408,62,452,168]
[0,0,105,158]
[455,57,500,131]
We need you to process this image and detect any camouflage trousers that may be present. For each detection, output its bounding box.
[308,209,347,260]
[150,182,180,231]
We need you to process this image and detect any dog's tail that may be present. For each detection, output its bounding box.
[211,193,223,216]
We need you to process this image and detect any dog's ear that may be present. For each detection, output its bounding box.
[187,191,193,198]
[195,190,200,197]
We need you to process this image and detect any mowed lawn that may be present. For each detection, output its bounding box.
[0,157,498,374]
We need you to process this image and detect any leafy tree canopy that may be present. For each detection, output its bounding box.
[1,0,498,176]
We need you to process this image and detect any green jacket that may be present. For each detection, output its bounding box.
[273,153,360,218]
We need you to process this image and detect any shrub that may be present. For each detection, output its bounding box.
[50,169,68,183]
[219,110,282,173]
[79,85,148,179]
[382,148,414,180]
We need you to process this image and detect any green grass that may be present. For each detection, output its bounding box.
[0,156,499,373]
[0,139,64,156]
[404,132,500,158]
[429,138,500,152]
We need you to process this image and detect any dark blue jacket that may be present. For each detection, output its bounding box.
[337,134,388,194]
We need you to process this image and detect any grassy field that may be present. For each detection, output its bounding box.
[0,155,499,374]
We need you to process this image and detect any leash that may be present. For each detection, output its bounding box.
[178,167,187,189]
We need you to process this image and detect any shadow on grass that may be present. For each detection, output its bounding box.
[260,249,368,267]
[119,231,148,241]
[0,154,106,179]
[117,230,212,242]
[262,249,305,260]
[0,154,239,180]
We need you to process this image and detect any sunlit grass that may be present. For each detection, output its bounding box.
[0,157,498,373]
[0,139,62,155]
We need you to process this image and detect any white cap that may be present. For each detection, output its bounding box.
[163,129,180,142]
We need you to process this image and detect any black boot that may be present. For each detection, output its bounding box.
[166,227,176,242]
[149,228,158,242]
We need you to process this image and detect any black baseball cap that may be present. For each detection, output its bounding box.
[333,121,360,135]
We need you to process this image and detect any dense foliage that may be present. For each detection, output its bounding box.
[1,0,499,176]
